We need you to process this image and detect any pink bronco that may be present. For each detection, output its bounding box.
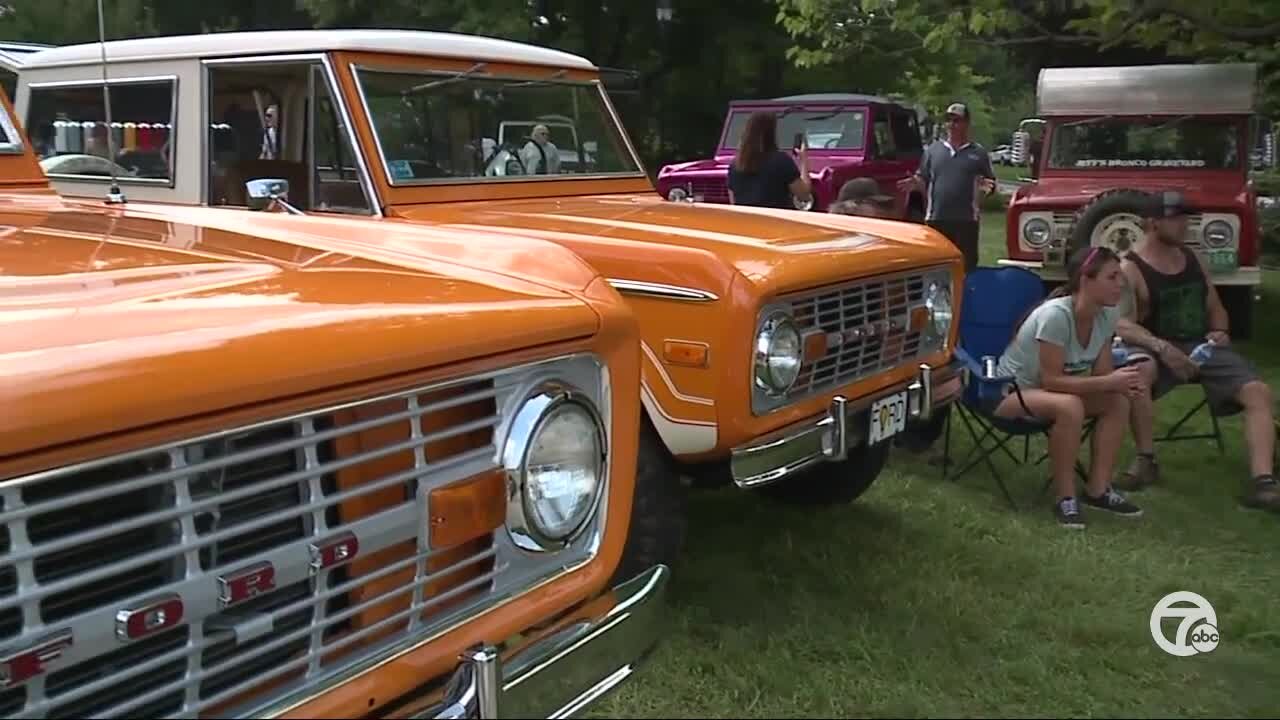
[656,93,928,217]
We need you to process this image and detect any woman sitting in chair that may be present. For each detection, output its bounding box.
[993,246,1147,528]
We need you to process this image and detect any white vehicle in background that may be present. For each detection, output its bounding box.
[0,41,54,98]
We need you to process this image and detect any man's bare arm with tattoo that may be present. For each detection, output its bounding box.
[1115,259,1198,380]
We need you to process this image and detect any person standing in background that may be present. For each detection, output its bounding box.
[728,111,812,210]
[899,102,997,271]
[829,177,896,218]
[259,104,279,160]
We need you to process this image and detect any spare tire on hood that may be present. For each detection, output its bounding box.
[1068,188,1155,257]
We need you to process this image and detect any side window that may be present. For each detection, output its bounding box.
[311,66,372,214]
[891,109,923,156]
[872,114,896,159]
[26,79,175,182]
[207,61,372,214]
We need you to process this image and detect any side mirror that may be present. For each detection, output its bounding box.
[1011,131,1030,166]
[246,178,303,215]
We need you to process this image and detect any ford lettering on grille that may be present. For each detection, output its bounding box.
[309,533,360,575]
[116,595,185,641]
[0,630,73,689]
[786,269,933,402]
[217,562,277,609]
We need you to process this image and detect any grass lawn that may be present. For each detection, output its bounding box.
[593,211,1280,718]
[994,164,1029,184]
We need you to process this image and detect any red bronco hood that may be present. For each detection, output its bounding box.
[1015,172,1251,211]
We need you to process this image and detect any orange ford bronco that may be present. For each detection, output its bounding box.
[0,79,666,719]
[16,29,965,558]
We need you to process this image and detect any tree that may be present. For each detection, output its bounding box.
[0,0,153,44]
[775,0,1280,141]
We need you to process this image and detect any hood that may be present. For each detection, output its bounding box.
[659,152,866,179]
[1015,172,1250,211]
[659,157,728,176]
[390,194,959,297]
[0,197,600,460]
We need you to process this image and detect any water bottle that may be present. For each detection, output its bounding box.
[981,355,998,379]
[1189,339,1216,367]
[1112,336,1128,366]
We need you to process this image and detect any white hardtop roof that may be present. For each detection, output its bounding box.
[1037,63,1257,117]
[21,29,597,71]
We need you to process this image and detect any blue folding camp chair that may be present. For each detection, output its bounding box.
[941,266,1089,508]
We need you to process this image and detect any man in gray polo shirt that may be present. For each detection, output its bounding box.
[899,102,996,271]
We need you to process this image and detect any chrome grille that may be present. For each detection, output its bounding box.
[691,178,730,203]
[787,269,932,400]
[1050,212,1205,249]
[0,354,609,719]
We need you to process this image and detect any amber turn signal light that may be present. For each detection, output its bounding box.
[663,340,709,368]
[428,468,506,548]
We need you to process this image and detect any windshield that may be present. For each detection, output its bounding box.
[354,68,641,183]
[1048,117,1241,170]
[721,108,867,150]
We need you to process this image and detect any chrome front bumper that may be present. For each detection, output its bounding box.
[408,564,669,719]
[730,361,963,489]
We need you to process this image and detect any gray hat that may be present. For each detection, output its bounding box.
[837,177,893,204]
[945,102,970,119]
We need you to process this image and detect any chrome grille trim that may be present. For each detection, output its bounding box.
[0,417,496,576]
[0,386,499,524]
[0,352,609,719]
[756,267,944,412]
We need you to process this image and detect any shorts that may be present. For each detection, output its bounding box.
[1122,341,1261,417]
[927,219,980,272]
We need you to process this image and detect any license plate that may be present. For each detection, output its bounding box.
[1206,249,1237,272]
[869,391,908,445]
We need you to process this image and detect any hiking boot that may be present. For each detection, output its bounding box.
[1115,454,1159,491]
[1055,497,1085,530]
[1081,486,1144,518]
[1241,475,1280,512]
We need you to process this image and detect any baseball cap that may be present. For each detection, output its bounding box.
[1144,190,1195,219]
[837,177,894,204]
[945,102,970,119]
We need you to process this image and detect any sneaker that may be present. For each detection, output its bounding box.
[1115,454,1159,491]
[1082,486,1144,518]
[1241,475,1280,512]
[1055,497,1085,529]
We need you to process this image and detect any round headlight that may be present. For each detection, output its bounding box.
[1022,217,1051,249]
[504,386,606,552]
[667,186,688,202]
[1203,219,1234,248]
[926,280,954,340]
[754,312,803,395]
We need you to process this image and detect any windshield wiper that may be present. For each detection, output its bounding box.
[1061,115,1116,128]
[502,69,571,89]
[405,62,489,94]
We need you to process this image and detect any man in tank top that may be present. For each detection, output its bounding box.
[1114,191,1278,512]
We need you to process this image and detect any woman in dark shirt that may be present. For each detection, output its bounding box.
[727,111,812,209]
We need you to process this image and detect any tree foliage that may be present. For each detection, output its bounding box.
[776,0,1280,128]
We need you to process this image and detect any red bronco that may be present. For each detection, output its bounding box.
[655,93,927,218]
[1001,63,1264,338]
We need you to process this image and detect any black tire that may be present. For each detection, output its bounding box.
[758,440,890,505]
[895,407,948,453]
[609,416,689,586]
[1219,285,1256,340]
[1068,188,1153,257]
